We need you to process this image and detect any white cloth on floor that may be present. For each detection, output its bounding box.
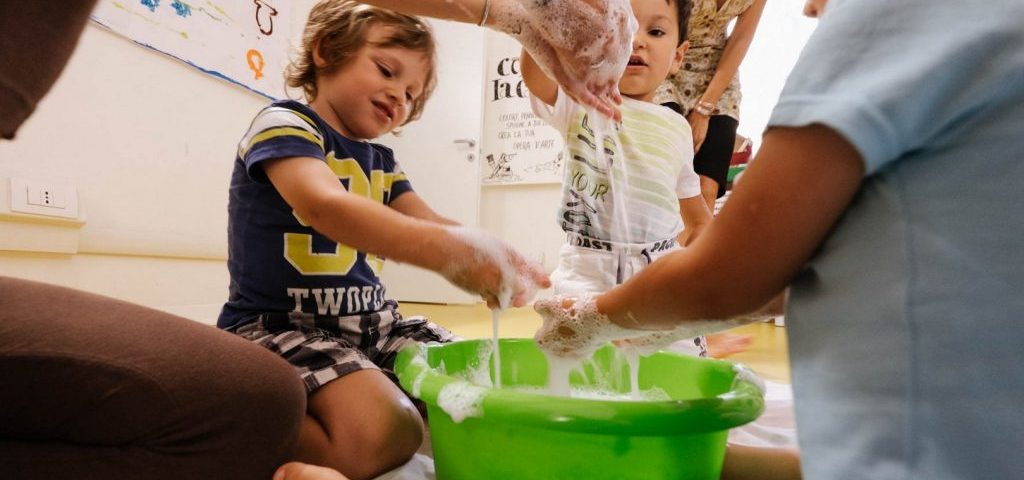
[373,454,435,480]
[727,379,799,448]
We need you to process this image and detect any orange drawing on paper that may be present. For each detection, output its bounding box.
[247,49,265,80]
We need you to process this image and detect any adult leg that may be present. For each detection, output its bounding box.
[295,370,424,480]
[0,276,306,480]
[0,0,97,138]
[693,115,739,211]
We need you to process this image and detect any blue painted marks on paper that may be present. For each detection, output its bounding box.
[140,0,160,12]
[171,0,192,17]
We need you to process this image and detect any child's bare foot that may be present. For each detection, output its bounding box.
[707,333,754,358]
[273,462,349,480]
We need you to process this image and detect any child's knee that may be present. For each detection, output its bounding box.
[327,396,423,480]
[358,401,424,464]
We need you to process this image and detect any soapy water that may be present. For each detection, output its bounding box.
[511,384,671,402]
[435,379,671,425]
[435,343,676,424]
[437,381,488,423]
[491,309,503,388]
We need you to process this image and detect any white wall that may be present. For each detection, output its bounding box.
[480,184,563,272]
[0,24,270,323]
[736,0,818,148]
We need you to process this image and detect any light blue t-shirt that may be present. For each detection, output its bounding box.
[767,1,1024,478]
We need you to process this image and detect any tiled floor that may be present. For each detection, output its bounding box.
[401,302,791,383]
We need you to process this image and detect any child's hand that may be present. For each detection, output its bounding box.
[535,295,766,358]
[494,0,637,121]
[441,227,550,309]
[533,294,646,357]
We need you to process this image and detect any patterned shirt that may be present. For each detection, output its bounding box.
[218,100,413,330]
[654,0,756,120]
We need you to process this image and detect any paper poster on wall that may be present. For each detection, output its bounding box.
[90,0,291,99]
[480,32,564,186]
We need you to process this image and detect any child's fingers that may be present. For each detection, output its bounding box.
[522,261,551,288]
[533,296,560,316]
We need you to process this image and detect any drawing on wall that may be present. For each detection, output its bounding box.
[90,0,291,99]
[480,31,564,185]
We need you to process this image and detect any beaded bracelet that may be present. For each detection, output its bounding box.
[693,100,715,116]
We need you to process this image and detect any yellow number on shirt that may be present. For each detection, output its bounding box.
[283,154,387,275]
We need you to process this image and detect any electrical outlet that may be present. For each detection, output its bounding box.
[9,177,79,219]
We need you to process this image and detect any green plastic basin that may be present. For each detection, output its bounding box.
[395,339,764,480]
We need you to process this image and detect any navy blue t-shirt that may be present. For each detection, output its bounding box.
[218,100,413,330]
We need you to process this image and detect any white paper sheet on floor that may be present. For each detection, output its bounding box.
[373,453,435,480]
[728,379,799,448]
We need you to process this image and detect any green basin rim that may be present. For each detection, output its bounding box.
[396,340,765,436]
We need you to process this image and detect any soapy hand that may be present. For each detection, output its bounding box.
[533,294,647,358]
[441,227,550,309]
[535,295,768,357]
[492,0,637,121]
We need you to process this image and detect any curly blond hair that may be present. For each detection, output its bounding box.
[286,0,437,124]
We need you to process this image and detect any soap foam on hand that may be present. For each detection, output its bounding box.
[533,294,650,360]
[533,295,768,359]
[489,0,637,118]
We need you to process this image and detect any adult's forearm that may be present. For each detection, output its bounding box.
[698,0,767,105]
[356,0,490,25]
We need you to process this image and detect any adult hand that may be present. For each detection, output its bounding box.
[687,111,710,152]
[440,227,550,309]
[492,0,637,121]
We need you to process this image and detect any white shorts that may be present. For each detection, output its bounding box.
[550,233,679,295]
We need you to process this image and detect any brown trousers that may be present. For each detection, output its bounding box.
[0,1,98,139]
[0,277,306,479]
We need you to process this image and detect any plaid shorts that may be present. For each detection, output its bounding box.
[234,300,455,393]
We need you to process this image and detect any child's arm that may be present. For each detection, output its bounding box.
[263,156,548,306]
[597,124,864,328]
[390,192,459,226]
[520,49,558,107]
[677,195,713,246]
[720,445,802,480]
[264,156,459,269]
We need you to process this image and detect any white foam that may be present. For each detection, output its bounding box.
[489,0,636,114]
[436,381,488,423]
[534,294,649,359]
[509,384,671,402]
[443,226,542,308]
